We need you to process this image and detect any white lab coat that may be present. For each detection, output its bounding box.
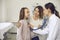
[33,14,60,40]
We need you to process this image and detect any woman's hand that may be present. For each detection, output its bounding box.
[38,24,41,28]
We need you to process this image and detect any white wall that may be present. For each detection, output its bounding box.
[0,0,2,22]
[0,0,7,22]
[0,0,60,22]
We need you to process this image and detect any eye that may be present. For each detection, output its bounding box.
[27,11,29,13]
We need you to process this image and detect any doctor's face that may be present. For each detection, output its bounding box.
[43,7,49,16]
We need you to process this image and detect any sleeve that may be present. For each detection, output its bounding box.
[33,26,49,35]
[17,20,23,40]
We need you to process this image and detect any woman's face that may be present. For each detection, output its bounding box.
[43,7,49,16]
[24,9,30,19]
[34,8,39,17]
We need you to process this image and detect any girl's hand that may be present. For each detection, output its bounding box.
[16,21,21,28]
[29,23,34,28]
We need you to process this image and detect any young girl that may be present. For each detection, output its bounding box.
[16,7,31,40]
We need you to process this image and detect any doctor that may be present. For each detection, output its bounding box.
[33,3,60,40]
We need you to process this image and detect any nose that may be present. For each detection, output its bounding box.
[28,13,30,16]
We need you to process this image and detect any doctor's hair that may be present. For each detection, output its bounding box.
[45,2,60,18]
[19,7,28,20]
[34,6,43,19]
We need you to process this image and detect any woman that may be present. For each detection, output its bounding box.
[33,3,60,40]
[29,6,44,40]
[30,6,43,30]
[16,7,31,40]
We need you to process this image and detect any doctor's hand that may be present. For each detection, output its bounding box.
[33,29,42,33]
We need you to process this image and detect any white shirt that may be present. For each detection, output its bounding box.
[30,16,43,29]
[33,14,60,40]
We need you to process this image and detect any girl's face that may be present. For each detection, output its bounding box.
[43,7,49,16]
[24,9,30,19]
[34,8,39,17]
